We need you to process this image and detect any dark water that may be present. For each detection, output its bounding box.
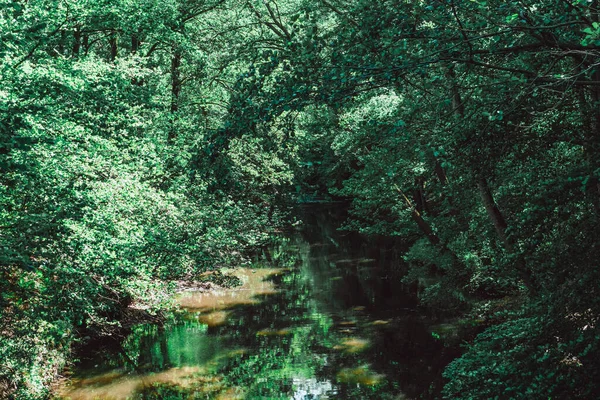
[58,205,459,400]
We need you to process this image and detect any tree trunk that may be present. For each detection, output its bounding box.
[109,32,118,61]
[412,210,441,246]
[58,30,66,55]
[396,185,439,244]
[130,34,143,86]
[72,28,81,56]
[477,177,510,248]
[131,34,140,54]
[412,177,428,214]
[447,66,465,116]
[434,160,448,185]
[477,176,536,293]
[449,65,535,293]
[82,34,89,55]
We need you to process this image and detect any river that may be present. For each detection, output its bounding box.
[56,205,459,399]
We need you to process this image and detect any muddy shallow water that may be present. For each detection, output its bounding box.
[56,206,459,400]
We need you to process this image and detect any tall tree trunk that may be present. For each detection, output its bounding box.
[477,177,509,248]
[131,34,140,54]
[447,66,465,116]
[434,160,448,185]
[109,32,118,61]
[82,34,89,55]
[396,185,441,246]
[58,30,66,55]
[72,28,81,56]
[477,176,536,293]
[412,210,441,246]
[130,34,143,86]
[449,66,536,293]
[450,68,509,246]
[412,177,428,214]
[441,67,470,228]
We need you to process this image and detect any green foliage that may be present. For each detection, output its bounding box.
[228,0,600,397]
[3,0,600,397]
[443,306,600,399]
[0,0,292,397]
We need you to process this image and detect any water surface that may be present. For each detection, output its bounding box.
[57,205,457,399]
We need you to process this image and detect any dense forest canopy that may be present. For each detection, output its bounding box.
[1,0,600,398]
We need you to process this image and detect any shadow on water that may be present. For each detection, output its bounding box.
[56,204,460,400]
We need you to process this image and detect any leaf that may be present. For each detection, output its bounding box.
[506,14,519,23]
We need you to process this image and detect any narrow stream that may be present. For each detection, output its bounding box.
[57,205,459,399]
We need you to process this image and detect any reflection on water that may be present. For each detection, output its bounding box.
[334,337,370,353]
[336,365,385,386]
[59,366,217,400]
[177,267,283,327]
[57,205,459,400]
[178,268,282,310]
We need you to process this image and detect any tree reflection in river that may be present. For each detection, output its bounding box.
[58,205,459,400]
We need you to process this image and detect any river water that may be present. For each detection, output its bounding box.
[57,205,458,400]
